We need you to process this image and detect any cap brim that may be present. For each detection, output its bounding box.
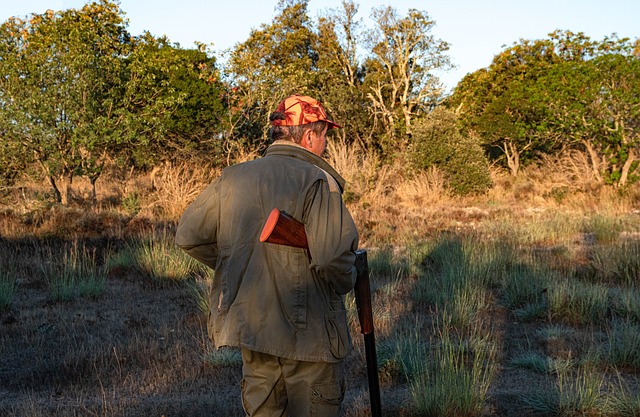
[326,119,342,129]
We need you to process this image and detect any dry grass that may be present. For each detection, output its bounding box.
[144,162,220,221]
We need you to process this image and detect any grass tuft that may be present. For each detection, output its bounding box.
[127,232,209,283]
[521,368,607,416]
[510,351,575,374]
[44,241,106,301]
[403,328,496,417]
[203,347,242,367]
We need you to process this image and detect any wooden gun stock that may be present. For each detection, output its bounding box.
[260,209,371,333]
[259,208,382,417]
[259,208,308,248]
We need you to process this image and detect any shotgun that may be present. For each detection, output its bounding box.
[260,208,382,417]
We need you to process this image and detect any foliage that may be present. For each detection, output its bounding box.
[450,30,639,184]
[0,1,129,203]
[0,1,225,203]
[364,6,451,153]
[533,53,640,186]
[315,1,372,146]
[406,107,492,195]
[121,35,225,169]
[226,0,321,147]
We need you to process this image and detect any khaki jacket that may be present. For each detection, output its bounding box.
[175,141,359,362]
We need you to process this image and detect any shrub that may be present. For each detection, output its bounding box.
[406,107,492,195]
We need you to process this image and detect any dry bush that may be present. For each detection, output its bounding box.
[396,166,451,210]
[534,149,597,190]
[326,139,391,202]
[327,140,411,244]
[148,162,220,221]
[483,149,638,215]
[224,139,263,165]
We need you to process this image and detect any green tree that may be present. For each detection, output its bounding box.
[363,6,451,152]
[407,107,492,195]
[450,30,635,178]
[120,34,225,170]
[226,0,320,149]
[0,1,129,203]
[535,53,640,186]
[315,0,372,146]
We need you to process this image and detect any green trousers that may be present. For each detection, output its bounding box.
[241,349,346,417]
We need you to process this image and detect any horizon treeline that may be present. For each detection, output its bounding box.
[1,0,639,204]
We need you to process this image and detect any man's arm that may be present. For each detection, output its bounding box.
[175,179,221,270]
[304,177,359,294]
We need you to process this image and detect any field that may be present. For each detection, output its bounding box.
[1,143,640,416]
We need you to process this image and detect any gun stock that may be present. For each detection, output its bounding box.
[259,208,382,417]
[259,208,308,249]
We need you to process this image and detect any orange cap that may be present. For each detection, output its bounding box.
[272,95,342,129]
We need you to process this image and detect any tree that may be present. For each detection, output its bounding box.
[120,34,225,170]
[363,6,451,152]
[0,2,227,202]
[535,53,640,186]
[0,1,129,204]
[450,30,635,178]
[226,0,320,149]
[315,1,372,146]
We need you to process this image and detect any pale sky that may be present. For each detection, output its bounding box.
[2,0,639,92]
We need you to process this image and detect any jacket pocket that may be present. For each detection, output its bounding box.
[269,245,308,329]
[325,308,351,359]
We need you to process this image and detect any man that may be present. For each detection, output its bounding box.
[175,95,359,416]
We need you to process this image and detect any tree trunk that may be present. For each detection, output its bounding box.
[582,140,604,183]
[89,175,99,203]
[149,165,161,192]
[57,173,73,206]
[618,148,635,188]
[501,140,520,176]
[49,175,62,204]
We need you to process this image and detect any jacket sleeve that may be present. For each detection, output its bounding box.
[304,176,359,295]
[175,178,221,270]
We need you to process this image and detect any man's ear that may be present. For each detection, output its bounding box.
[302,129,313,148]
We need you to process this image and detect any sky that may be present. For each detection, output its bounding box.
[2,0,639,92]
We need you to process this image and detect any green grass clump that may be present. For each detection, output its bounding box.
[0,266,17,309]
[186,276,211,313]
[501,263,548,310]
[589,240,640,286]
[605,320,640,371]
[128,235,209,283]
[0,243,19,309]
[608,383,640,417]
[521,368,607,416]
[611,288,640,322]
[45,242,106,301]
[586,214,623,244]
[547,278,609,325]
[400,328,496,417]
[413,235,492,331]
[203,347,242,367]
[510,351,575,375]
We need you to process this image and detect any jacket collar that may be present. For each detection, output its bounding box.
[265,140,346,193]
